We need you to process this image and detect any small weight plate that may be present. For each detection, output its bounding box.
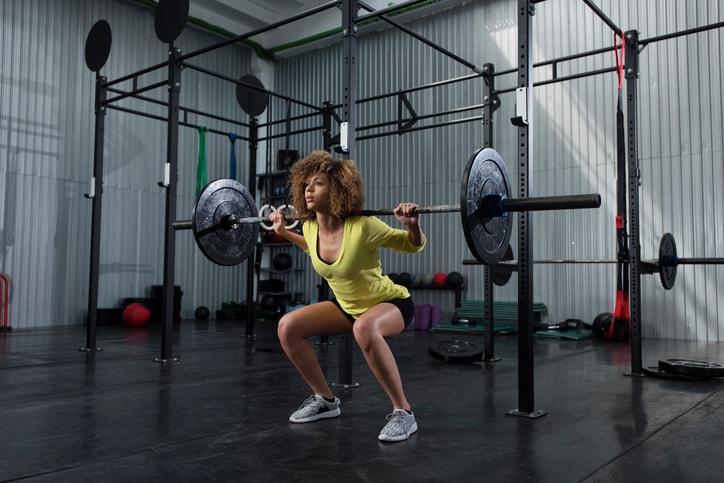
[192,179,259,266]
[154,0,189,43]
[460,148,513,265]
[429,339,483,363]
[658,358,724,378]
[85,20,112,72]
[642,366,708,381]
[658,233,677,290]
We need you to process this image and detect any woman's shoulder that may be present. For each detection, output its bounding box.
[302,218,318,232]
[346,215,393,235]
[347,215,383,227]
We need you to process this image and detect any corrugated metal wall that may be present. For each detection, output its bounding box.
[2,0,722,340]
[273,0,724,341]
[0,0,254,327]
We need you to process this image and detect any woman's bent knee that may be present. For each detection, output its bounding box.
[277,313,298,341]
[353,320,378,349]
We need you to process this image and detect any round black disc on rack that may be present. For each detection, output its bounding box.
[192,179,259,266]
[154,0,189,43]
[236,75,268,117]
[84,20,112,72]
[460,148,513,265]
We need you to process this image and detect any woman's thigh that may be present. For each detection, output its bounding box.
[278,300,353,338]
[354,302,406,339]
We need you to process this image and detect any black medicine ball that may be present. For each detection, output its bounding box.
[260,294,277,310]
[591,312,612,337]
[194,306,210,321]
[272,253,293,271]
[447,271,464,288]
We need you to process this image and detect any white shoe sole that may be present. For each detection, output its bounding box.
[289,407,341,423]
[378,421,418,442]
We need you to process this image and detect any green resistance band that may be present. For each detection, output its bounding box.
[196,126,209,196]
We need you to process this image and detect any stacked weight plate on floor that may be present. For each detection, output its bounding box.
[642,358,724,380]
[429,339,483,363]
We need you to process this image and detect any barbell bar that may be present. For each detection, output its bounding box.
[360,195,601,217]
[486,233,724,290]
[174,192,600,231]
[173,148,602,266]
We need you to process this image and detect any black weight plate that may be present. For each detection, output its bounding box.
[658,358,724,378]
[658,233,677,290]
[192,179,259,266]
[642,366,708,381]
[460,148,513,265]
[492,244,514,286]
[154,0,189,43]
[429,339,483,363]
[84,20,112,72]
[236,75,268,117]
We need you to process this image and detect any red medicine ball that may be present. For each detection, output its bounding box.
[432,272,447,288]
[123,303,151,328]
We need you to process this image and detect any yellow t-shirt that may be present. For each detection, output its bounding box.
[303,216,426,319]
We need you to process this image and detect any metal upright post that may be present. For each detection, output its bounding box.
[340,0,358,161]
[481,63,499,362]
[245,119,259,338]
[81,74,107,353]
[624,30,643,375]
[323,101,334,151]
[330,0,360,389]
[157,46,182,363]
[508,0,545,419]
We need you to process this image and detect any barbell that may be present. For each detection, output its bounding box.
[486,233,724,290]
[173,148,602,266]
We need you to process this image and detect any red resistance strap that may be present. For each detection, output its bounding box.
[614,31,626,89]
[607,33,631,343]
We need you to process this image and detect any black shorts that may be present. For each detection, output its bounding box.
[330,297,415,328]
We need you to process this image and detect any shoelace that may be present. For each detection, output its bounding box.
[298,396,319,410]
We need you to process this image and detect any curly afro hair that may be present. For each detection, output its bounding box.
[288,150,365,222]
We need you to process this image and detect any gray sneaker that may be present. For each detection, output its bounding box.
[378,409,418,442]
[289,395,341,423]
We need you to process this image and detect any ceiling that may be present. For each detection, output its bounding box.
[181,0,464,57]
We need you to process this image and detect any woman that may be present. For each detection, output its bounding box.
[269,150,426,442]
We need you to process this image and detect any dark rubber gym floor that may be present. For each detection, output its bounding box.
[1,318,723,482]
